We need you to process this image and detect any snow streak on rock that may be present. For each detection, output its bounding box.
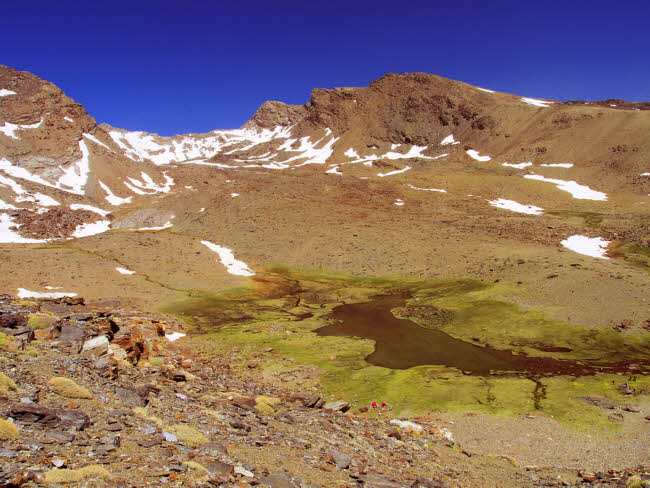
[521,97,554,108]
[378,166,411,177]
[502,162,532,169]
[69,204,111,216]
[561,235,610,259]
[540,163,573,168]
[116,267,135,275]
[407,184,446,193]
[124,172,174,195]
[0,118,44,139]
[201,240,255,276]
[136,221,173,231]
[83,133,114,152]
[57,141,91,195]
[98,180,132,206]
[0,89,17,97]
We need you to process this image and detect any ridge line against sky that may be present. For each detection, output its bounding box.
[2,0,649,136]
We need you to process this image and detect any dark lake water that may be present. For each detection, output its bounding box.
[316,294,618,376]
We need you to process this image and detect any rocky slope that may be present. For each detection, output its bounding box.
[1,295,647,487]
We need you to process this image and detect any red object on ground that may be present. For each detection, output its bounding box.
[381,402,388,407]
[371,402,378,408]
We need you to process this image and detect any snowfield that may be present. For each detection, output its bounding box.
[561,235,610,259]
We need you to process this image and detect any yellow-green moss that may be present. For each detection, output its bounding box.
[44,464,111,483]
[47,377,93,399]
[165,424,207,447]
[148,357,164,367]
[0,333,15,350]
[133,407,163,425]
[626,475,649,488]
[184,461,209,473]
[0,418,19,440]
[27,312,58,329]
[255,395,280,415]
[0,372,17,393]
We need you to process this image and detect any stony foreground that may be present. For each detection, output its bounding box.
[0,296,647,487]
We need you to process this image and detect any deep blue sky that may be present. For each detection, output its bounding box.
[3,0,649,136]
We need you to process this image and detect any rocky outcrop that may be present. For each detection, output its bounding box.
[242,100,307,129]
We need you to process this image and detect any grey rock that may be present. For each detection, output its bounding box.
[205,460,235,475]
[116,386,147,407]
[82,334,109,353]
[323,401,350,413]
[259,471,301,488]
[363,473,403,488]
[328,450,352,469]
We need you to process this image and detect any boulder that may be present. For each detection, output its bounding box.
[323,401,350,413]
[9,404,90,430]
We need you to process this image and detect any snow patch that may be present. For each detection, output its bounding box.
[440,134,460,145]
[64,117,74,123]
[641,172,650,176]
[524,174,607,201]
[488,198,543,215]
[137,221,173,231]
[0,213,47,243]
[0,118,44,140]
[541,163,573,168]
[98,180,132,206]
[165,332,186,342]
[0,89,17,97]
[231,193,239,197]
[476,87,496,94]
[201,240,255,276]
[378,166,411,177]
[116,267,135,275]
[502,162,532,169]
[394,198,405,206]
[83,133,113,152]
[71,220,111,238]
[17,288,77,298]
[326,166,342,175]
[124,172,174,195]
[521,97,554,108]
[466,150,491,162]
[344,148,360,159]
[407,184,446,193]
[0,199,18,210]
[69,204,111,216]
[57,141,90,195]
[561,235,609,259]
